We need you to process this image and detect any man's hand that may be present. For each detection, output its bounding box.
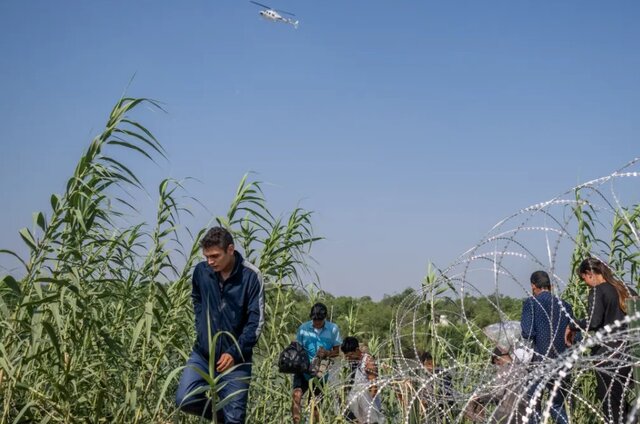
[329,346,340,358]
[565,326,575,347]
[216,353,235,373]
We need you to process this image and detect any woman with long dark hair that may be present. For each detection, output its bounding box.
[565,257,637,423]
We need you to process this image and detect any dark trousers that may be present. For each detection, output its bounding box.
[526,375,569,424]
[175,350,251,423]
[594,361,633,423]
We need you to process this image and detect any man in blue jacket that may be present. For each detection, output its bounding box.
[521,270,573,424]
[176,227,264,423]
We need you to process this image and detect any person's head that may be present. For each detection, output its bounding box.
[579,257,631,312]
[310,302,328,329]
[490,347,512,366]
[530,270,551,295]
[420,351,434,371]
[578,257,611,287]
[341,336,361,360]
[200,227,235,273]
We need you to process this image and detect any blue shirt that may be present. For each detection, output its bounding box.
[296,320,342,361]
[521,290,573,362]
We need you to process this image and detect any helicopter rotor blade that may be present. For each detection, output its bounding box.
[275,8,295,16]
[249,1,272,9]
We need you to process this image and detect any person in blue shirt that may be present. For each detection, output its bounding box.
[292,302,342,424]
[520,270,573,424]
[175,227,264,423]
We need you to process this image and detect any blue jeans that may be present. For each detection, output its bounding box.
[526,376,569,424]
[175,350,251,423]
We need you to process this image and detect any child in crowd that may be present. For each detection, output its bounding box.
[341,337,385,424]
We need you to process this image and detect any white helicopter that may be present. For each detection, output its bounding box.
[250,1,299,29]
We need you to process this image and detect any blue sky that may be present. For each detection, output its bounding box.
[1,1,638,299]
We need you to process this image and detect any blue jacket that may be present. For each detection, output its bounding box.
[191,251,264,364]
[521,290,573,362]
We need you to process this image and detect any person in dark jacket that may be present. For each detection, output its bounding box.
[175,227,264,423]
[521,270,573,424]
[565,257,637,423]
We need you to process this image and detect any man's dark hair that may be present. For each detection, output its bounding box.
[200,227,234,250]
[419,351,432,363]
[530,270,551,290]
[341,336,360,354]
[309,302,328,320]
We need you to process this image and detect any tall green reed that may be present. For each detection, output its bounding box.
[0,96,322,423]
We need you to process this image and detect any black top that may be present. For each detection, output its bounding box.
[573,282,626,332]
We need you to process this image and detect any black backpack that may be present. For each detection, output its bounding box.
[278,341,309,374]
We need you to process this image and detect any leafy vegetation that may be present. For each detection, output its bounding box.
[1,97,638,423]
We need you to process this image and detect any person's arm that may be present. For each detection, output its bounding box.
[565,301,574,323]
[316,345,340,359]
[317,324,342,359]
[569,289,603,335]
[331,323,343,357]
[520,298,535,341]
[365,354,379,397]
[192,267,202,334]
[225,272,265,364]
[585,288,606,331]
[564,299,579,346]
[295,326,304,345]
[364,354,378,377]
